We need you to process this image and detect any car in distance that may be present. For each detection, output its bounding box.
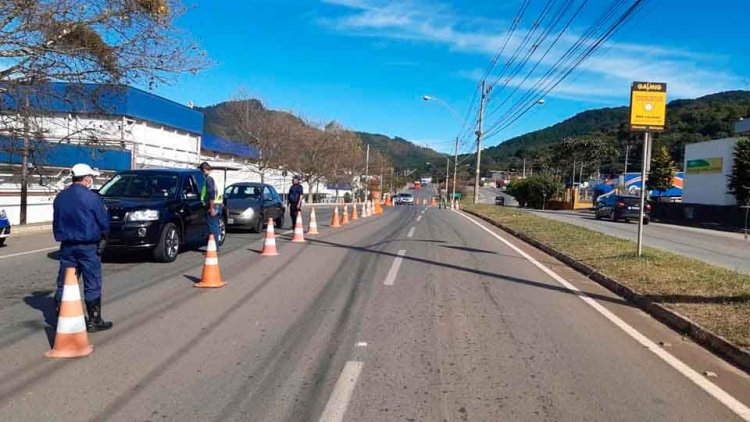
[0,209,10,246]
[397,193,415,205]
[224,183,285,232]
[595,194,650,224]
[99,168,226,263]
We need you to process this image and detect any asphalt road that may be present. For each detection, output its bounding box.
[477,186,750,275]
[0,194,748,421]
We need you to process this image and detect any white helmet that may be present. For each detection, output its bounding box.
[71,163,101,178]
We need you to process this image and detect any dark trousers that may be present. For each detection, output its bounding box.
[289,204,300,228]
[207,204,222,252]
[55,244,102,302]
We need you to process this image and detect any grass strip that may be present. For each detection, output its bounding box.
[465,204,750,349]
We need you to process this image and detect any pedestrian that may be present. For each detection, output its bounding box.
[288,175,304,229]
[199,162,222,252]
[53,163,113,332]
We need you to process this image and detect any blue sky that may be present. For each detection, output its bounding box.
[156,0,750,154]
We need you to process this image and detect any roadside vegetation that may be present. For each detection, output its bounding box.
[464,204,750,349]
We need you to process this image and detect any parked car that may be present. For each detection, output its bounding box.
[595,194,650,224]
[0,209,10,246]
[397,193,415,205]
[224,182,286,232]
[99,168,226,263]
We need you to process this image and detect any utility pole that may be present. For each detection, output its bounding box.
[452,137,459,206]
[636,132,651,257]
[20,95,30,225]
[445,156,450,205]
[364,144,370,202]
[474,80,489,204]
[624,144,630,174]
[522,157,526,178]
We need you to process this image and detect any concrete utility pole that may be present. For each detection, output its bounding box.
[474,81,489,204]
[624,144,630,174]
[452,137,459,204]
[364,144,370,201]
[444,156,450,203]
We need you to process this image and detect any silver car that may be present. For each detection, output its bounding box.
[224,183,286,232]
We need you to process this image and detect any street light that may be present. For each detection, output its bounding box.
[423,94,461,207]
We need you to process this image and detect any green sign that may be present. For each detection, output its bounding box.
[453,192,462,199]
[686,157,723,174]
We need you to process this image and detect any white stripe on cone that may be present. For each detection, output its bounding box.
[57,316,87,334]
[62,284,81,301]
[204,257,219,266]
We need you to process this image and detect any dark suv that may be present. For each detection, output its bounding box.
[98,169,226,262]
[595,194,650,224]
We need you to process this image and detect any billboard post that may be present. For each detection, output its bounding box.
[629,82,667,257]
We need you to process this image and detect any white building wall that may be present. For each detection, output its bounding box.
[682,137,737,206]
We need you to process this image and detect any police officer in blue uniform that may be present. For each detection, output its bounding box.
[288,175,304,229]
[53,163,113,332]
[199,162,222,252]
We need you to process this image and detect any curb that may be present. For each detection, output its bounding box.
[464,209,750,375]
[10,224,53,236]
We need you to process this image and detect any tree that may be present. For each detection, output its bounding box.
[647,146,676,193]
[728,137,750,206]
[1,0,208,223]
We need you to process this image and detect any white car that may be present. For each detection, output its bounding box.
[397,193,415,205]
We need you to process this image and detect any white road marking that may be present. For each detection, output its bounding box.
[383,250,407,286]
[0,246,58,260]
[356,342,368,347]
[319,360,364,422]
[407,227,416,238]
[456,211,750,421]
[416,215,423,222]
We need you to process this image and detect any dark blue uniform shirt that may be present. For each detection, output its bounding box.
[53,184,109,245]
[288,184,303,204]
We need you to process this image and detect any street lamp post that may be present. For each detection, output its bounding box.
[422,95,462,206]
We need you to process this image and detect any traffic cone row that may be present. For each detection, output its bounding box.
[195,234,226,288]
[291,211,306,243]
[341,205,350,225]
[308,208,320,234]
[351,203,359,220]
[261,218,279,256]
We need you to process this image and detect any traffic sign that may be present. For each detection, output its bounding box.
[629,81,667,132]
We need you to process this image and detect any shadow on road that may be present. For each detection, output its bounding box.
[182,274,201,284]
[22,291,56,347]
[306,237,634,308]
[645,293,750,305]
[440,245,497,254]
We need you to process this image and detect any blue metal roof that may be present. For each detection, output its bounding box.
[202,133,259,160]
[0,83,203,135]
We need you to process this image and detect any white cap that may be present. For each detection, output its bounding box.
[70,163,100,178]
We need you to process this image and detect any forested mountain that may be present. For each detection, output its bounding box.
[356,132,446,172]
[482,91,750,173]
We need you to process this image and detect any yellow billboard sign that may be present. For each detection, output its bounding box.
[629,81,667,132]
[686,157,723,174]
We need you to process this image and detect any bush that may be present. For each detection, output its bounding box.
[506,174,562,209]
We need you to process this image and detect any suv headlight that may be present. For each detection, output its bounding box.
[0,210,6,220]
[127,209,160,222]
[241,208,255,218]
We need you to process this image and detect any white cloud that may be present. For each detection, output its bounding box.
[318,0,744,100]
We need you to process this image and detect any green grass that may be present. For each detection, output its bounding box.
[465,204,750,349]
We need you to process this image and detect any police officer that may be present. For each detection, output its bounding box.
[199,162,222,251]
[288,175,303,228]
[53,163,113,332]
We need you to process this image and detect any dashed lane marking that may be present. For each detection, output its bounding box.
[407,227,416,238]
[318,361,364,422]
[383,250,407,286]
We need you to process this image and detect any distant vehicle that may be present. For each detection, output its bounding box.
[413,181,422,189]
[595,194,650,224]
[420,177,432,186]
[397,193,415,205]
[224,183,286,232]
[0,209,9,246]
[99,169,227,263]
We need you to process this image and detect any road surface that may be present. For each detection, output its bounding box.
[477,186,750,275]
[0,195,748,421]
[478,186,519,207]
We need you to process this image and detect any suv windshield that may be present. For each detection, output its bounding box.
[225,185,262,200]
[99,173,179,199]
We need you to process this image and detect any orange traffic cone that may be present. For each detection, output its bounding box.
[195,234,226,288]
[261,218,279,256]
[342,205,350,225]
[292,211,306,243]
[351,202,359,220]
[331,206,342,228]
[46,267,93,359]
[308,207,319,234]
[431,197,437,207]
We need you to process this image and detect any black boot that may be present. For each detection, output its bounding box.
[85,298,113,332]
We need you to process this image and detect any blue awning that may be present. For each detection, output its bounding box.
[0,83,203,135]
[0,139,131,171]
[202,133,259,160]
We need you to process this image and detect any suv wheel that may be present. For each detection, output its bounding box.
[154,223,180,263]
[218,218,227,246]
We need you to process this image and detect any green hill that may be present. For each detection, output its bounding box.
[482,90,750,173]
[356,132,447,173]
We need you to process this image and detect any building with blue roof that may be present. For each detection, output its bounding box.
[0,83,259,224]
